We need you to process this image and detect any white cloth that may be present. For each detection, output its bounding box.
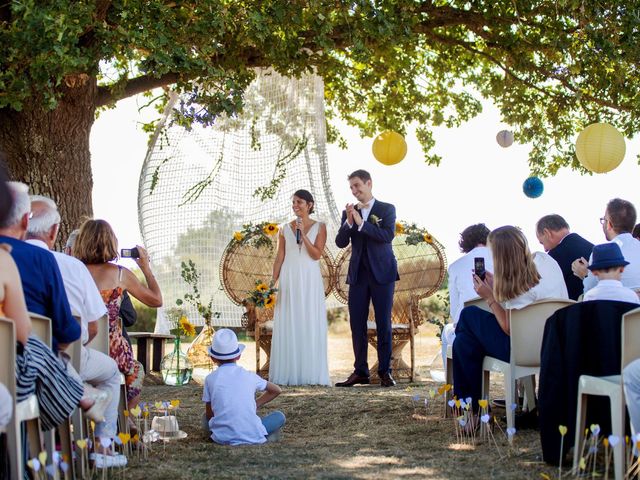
[504,252,569,309]
[26,240,107,344]
[583,233,640,293]
[202,363,268,445]
[624,359,640,435]
[269,222,331,385]
[0,382,11,427]
[447,246,494,324]
[583,279,640,304]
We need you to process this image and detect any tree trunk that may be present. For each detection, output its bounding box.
[0,76,97,249]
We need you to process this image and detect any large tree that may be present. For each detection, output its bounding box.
[1,1,639,236]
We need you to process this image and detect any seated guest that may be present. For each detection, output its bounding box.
[583,243,640,304]
[0,181,80,354]
[623,359,640,435]
[73,219,162,412]
[26,196,123,461]
[0,179,108,433]
[573,198,640,294]
[536,214,593,300]
[203,329,285,445]
[443,223,493,369]
[453,226,568,412]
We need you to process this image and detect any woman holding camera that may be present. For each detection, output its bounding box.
[73,219,162,412]
[452,225,568,415]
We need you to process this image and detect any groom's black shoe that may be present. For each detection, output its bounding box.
[380,373,396,388]
[335,372,370,387]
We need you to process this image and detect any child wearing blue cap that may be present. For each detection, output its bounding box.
[583,243,640,304]
[202,328,286,445]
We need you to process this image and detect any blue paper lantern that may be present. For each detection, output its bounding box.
[523,176,544,198]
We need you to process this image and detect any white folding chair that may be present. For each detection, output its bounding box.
[481,298,575,431]
[445,297,490,416]
[1,317,44,480]
[573,306,640,479]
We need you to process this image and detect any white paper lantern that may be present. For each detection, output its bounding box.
[496,130,514,148]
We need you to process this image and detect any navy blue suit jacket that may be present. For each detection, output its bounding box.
[335,200,399,285]
[548,232,593,300]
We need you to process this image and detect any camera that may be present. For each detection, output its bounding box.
[474,257,486,281]
[121,248,140,259]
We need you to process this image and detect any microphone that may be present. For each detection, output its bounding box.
[296,216,302,244]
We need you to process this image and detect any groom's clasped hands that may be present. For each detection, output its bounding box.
[345,203,363,227]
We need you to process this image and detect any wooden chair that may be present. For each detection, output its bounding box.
[572,306,640,479]
[333,233,447,383]
[480,298,575,432]
[220,229,335,379]
[2,317,44,480]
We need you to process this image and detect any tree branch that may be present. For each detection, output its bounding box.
[96,72,180,107]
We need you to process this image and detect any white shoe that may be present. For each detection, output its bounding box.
[90,453,128,468]
[83,385,112,423]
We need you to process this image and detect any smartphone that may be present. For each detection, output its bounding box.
[121,247,140,259]
[474,257,486,281]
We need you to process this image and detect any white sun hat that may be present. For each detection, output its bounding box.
[207,328,246,360]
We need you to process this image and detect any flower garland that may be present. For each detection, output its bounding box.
[232,221,280,250]
[246,280,278,309]
[395,220,435,246]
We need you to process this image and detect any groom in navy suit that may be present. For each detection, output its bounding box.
[335,169,399,387]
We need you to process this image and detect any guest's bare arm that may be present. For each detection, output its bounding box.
[205,402,214,420]
[256,382,282,409]
[122,246,162,307]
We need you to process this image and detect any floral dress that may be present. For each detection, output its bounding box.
[100,286,144,403]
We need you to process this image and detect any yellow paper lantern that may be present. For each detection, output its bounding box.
[372,131,407,165]
[575,123,626,173]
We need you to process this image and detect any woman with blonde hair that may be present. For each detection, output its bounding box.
[452,226,568,412]
[74,219,162,412]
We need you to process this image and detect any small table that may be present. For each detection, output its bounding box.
[128,332,175,373]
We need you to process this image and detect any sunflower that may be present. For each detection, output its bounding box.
[233,231,244,242]
[395,222,405,235]
[255,282,268,293]
[263,223,279,235]
[423,233,434,243]
[264,294,276,308]
[179,316,196,336]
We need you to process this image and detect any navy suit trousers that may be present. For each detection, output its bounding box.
[452,306,510,410]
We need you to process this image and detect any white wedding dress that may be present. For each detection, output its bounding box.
[269,221,331,386]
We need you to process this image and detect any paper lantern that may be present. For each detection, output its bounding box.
[496,130,514,148]
[523,176,544,198]
[575,123,626,173]
[372,131,407,165]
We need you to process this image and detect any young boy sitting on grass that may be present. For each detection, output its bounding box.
[583,243,640,304]
[202,328,286,445]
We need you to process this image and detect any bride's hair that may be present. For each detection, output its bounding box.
[293,189,315,214]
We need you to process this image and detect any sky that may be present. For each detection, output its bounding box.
[90,93,640,269]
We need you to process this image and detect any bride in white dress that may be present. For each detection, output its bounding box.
[269,189,331,386]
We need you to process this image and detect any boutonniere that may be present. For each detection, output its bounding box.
[369,214,381,227]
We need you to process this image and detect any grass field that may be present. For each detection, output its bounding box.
[125,328,557,479]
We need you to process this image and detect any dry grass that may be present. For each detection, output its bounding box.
[125,327,557,479]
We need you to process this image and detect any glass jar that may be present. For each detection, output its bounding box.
[161,337,193,386]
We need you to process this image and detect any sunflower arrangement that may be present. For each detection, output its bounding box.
[246,280,278,309]
[165,307,196,338]
[395,220,436,246]
[231,221,279,250]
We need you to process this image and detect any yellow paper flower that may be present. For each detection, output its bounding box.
[179,316,196,336]
[395,222,404,235]
[255,282,269,293]
[263,223,279,235]
[478,399,488,409]
[233,231,244,241]
[423,233,433,243]
[265,294,276,308]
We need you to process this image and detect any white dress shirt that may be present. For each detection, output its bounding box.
[583,279,640,304]
[447,246,494,324]
[26,239,107,344]
[583,233,640,293]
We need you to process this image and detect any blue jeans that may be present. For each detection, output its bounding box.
[261,411,286,440]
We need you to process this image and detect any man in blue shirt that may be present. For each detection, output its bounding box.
[0,181,79,353]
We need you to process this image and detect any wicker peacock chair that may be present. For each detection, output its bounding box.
[333,231,447,382]
[219,227,334,378]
